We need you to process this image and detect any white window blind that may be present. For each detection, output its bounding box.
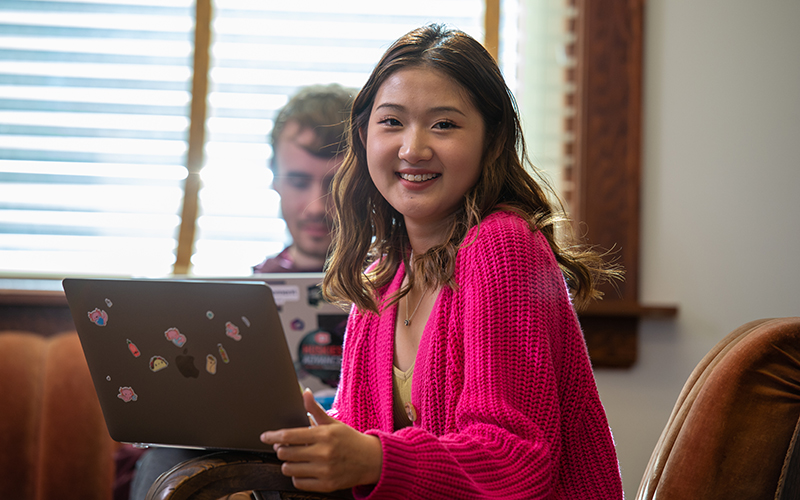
[0,0,487,279]
[0,0,195,278]
[513,0,571,198]
[192,0,485,276]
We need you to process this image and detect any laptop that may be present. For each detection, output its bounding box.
[63,277,336,452]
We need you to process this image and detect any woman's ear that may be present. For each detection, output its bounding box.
[358,125,367,147]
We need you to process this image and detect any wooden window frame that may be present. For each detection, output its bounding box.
[569,0,677,368]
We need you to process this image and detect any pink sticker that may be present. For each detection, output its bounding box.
[88,308,109,326]
[118,387,138,402]
[164,327,187,347]
[127,339,141,357]
[149,356,168,372]
[225,321,241,341]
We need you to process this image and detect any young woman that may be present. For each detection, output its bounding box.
[260,24,624,499]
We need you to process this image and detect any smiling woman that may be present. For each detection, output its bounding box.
[365,67,485,235]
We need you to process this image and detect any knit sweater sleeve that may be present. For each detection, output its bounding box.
[340,212,622,499]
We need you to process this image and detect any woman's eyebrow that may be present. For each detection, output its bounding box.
[374,102,466,117]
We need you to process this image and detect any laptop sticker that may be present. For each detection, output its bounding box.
[118,387,138,402]
[127,339,141,357]
[206,310,214,319]
[88,308,108,326]
[291,318,305,331]
[218,343,229,363]
[164,327,187,347]
[105,298,113,307]
[225,321,241,341]
[206,354,217,374]
[149,356,169,372]
[241,316,250,327]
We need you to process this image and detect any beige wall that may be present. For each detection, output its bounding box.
[591,0,800,497]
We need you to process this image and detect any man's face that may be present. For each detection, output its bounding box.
[272,121,342,263]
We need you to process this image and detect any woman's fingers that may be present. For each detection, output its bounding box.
[260,426,315,446]
[259,413,383,491]
[302,388,336,426]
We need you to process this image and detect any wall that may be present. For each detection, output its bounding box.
[592,0,800,497]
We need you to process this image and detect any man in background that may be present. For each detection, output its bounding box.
[127,84,355,500]
[253,83,355,273]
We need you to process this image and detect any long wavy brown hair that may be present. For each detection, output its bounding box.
[323,24,619,314]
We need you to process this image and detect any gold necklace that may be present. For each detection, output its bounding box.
[404,289,426,326]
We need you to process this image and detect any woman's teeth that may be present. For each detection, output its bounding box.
[400,172,439,182]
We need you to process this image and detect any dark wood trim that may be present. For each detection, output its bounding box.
[572,0,677,368]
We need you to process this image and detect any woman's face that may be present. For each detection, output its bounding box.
[364,67,485,232]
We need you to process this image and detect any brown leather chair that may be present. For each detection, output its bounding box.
[636,317,800,500]
[145,317,800,500]
[0,331,119,500]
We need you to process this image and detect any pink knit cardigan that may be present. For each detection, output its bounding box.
[330,211,623,499]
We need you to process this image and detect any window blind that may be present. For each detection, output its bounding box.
[191,0,485,276]
[0,0,195,278]
[0,0,486,279]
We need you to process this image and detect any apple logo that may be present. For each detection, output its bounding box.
[175,348,200,378]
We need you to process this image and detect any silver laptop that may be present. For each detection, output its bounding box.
[63,277,331,452]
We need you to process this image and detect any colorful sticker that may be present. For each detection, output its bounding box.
[206,354,217,374]
[314,332,331,345]
[218,343,229,363]
[164,327,187,347]
[88,308,109,326]
[206,310,214,319]
[149,355,169,372]
[241,316,250,327]
[291,318,305,331]
[127,339,141,357]
[118,387,138,402]
[225,321,241,341]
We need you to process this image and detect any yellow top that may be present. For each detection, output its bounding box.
[392,362,414,430]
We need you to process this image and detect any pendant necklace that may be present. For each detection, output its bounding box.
[404,290,426,326]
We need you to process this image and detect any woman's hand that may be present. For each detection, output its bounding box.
[260,389,383,492]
